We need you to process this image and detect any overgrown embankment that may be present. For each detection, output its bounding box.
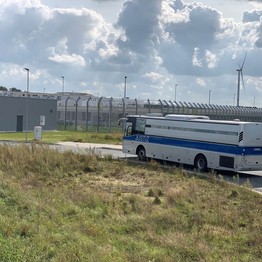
[0,144,261,261]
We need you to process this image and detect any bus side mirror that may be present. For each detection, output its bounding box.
[118,118,128,126]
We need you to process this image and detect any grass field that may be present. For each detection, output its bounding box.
[0,143,261,261]
[0,130,123,144]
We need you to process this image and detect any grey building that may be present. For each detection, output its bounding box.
[0,95,57,131]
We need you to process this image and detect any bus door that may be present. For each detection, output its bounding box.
[125,121,133,136]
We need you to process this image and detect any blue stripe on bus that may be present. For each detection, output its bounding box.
[123,135,262,156]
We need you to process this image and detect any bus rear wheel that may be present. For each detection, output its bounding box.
[194,154,207,172]
[137,146,146,161]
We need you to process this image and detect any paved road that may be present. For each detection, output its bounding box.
[54,141,131,159]
[228,171,262,195]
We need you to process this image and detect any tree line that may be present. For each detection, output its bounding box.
[0,86,21,92]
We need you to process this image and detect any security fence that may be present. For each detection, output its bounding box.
[57,96,262,132]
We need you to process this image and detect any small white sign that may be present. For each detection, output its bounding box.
[40,115,45,126]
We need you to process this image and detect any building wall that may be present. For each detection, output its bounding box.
[0,96,57,131]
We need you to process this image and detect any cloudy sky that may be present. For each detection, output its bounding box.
[1,0,262,107]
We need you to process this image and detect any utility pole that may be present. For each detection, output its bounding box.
[24,68,30,141]
[124,76,127,98]
[175,84,178,102]
[61,76,64,94]
[208,90,212,105]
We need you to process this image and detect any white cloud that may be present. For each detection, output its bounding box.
[205,50,217,69]
[1,0,262,106]
[192,48,203,67]
[196,78,206,87]
[143,72,163,83]
[48,54,86,66]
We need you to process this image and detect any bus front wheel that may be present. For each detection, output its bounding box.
[194,154,207,172]
[137,146,146,161]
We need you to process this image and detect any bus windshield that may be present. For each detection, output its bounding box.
[125,117,146,135]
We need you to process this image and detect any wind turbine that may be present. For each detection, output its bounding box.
[236,52,247,107]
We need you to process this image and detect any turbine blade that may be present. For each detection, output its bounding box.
[241,51,247,69]
[241,70,245,93]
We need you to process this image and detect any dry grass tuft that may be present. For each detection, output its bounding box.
[165,187,185,206]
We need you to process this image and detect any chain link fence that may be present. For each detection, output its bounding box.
[57,96,262,132]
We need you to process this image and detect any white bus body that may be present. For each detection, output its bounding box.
[122,114,262,172]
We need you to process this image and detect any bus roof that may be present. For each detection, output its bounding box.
[165,114,210,120]
[127,114,262,125]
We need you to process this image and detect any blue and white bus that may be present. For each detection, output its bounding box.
[121,114,262,172]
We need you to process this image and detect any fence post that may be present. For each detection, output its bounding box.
[147,99,151,113]
[164,100,169,114]
[64,97,70,130]
[85,97,92,132]
[159,99,164,114]
[135,98,138,115]
[75,97,81,131]
[109,97,113,132]
[169,100,175,113]
[97,97,103,132]
[122,98,126,117]
[180,102,185,114]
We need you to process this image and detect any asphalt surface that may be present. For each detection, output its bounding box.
[54,141,130,159]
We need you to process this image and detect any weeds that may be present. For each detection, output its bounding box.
[0,144,261,261]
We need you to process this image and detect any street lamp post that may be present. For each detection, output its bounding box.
[24,68,30,141]
[61,76,64,94]
[175,84,178,102]
[208,90,212,105]
[124,76,127,98]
